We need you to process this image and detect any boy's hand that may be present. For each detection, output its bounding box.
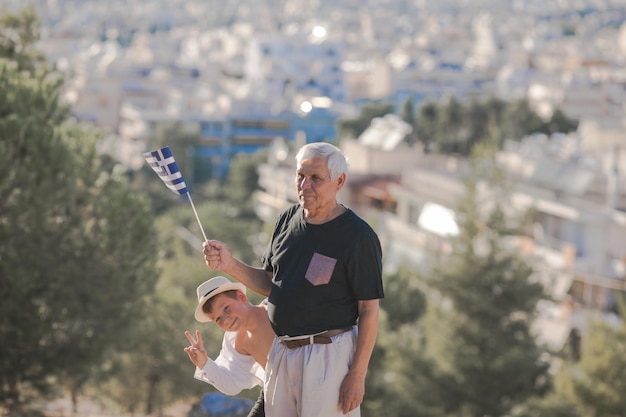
[184,330,208,368]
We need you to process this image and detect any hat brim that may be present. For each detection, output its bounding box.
[194,282,246,323]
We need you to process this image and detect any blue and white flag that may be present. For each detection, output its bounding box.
[143,146,188,195]
[143,146,208,241]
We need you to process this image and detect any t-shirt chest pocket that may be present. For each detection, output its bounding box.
[305,252,337,286]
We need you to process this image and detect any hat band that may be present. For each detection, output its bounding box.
[203,288,218,298]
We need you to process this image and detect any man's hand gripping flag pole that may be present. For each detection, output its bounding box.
[143,146,208,241]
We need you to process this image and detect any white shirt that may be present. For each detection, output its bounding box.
[193,331,265,396]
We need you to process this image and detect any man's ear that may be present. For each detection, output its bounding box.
[336,173,346,189]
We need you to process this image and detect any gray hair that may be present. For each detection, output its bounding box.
[295,142,348,180]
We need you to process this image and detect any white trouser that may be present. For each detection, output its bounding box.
[264,327,360,417]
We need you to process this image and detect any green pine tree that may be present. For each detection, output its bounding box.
[0,8,159,413]
[420,144,552,417]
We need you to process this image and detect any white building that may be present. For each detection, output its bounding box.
[244,32,347,105]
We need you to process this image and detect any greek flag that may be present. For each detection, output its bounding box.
[143,146,188,195]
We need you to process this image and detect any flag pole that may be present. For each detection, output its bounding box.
[187,192,208,241]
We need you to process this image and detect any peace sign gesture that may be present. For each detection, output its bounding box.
[184,330,209,369]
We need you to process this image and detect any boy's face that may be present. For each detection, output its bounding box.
[207,291,246,331]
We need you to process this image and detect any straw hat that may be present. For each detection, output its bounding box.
[194,276,246,323]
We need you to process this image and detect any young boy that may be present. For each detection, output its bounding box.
[184,276,274,417]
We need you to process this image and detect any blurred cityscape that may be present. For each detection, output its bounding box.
[8,0,626,362]
[5,0,626,170]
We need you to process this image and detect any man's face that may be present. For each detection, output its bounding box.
[295,157,342,213]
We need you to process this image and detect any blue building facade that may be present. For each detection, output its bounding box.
[193,107,338,181]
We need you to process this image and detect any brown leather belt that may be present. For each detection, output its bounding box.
[281,328,351,350]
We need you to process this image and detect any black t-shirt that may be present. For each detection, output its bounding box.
[261,204,384,337]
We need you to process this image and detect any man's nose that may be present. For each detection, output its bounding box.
[298,177,312,188]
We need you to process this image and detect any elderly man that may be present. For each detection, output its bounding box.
[203,142,384,417]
